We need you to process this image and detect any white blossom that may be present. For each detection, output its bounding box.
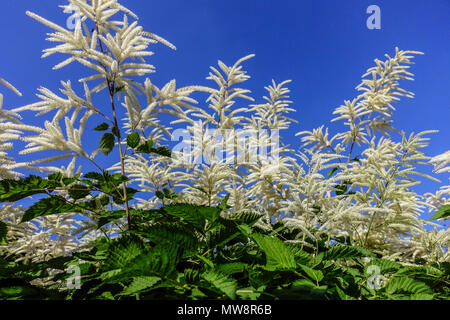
[0,1,447,266]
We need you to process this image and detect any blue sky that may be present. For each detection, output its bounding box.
[0,0,449,205]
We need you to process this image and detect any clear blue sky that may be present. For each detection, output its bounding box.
[0,0,449,200]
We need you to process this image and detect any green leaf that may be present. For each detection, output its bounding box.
[236,224,253,237]
[98,291,115,300]
[136,142,171,157]
[386,277,432,295]
[62,175,81,186]
[199,206,221,224]
[236,286,265,300]
[21,196,83,223]
[328,167,339,178]
[136,140,154,153]
[99,133,115,155]
[139,222,200,251]
[111,187,138,205]
[111,126,120,137]
[309,252,324,268]
[102,236,146,271]
[97,210,126,229]
[94,123,109,131]
[202,270,237,299]
[252,234,296,270]
[428,204,450,221]
[126,132,140,149]
[184,268,201,283]
[79,196,110,213]
[207,224,242,249]
[395,264,444,279]
[146,244,180,274]
[409,293,434,300]
[218,194,231,212]
[120,276,160,296]
[108,173,130,186]
[48,172,62,182]
[227,212,262,226]
[285,244,314,265]
[162,188,172,197]
[286,279,327,299]
[0,221,8,245]
[0,176,54,203]
[291,279,316,291]
[334,183,348,196]
[151,146,172,158]
[100,242,179,280]
[215,263,247,275]
[114,85,125,95]
[196,254,214,269]
[84,172,104,181]
[189,287,208,299]
[155,190,165,200]
[324,245,376,260]
[299,264,324,283]
[0,281,40,299]
[163,204,207,230]
[364,259,402,275]
[68,185,91,200]
[334,285,356,300]
[311,205,321,214]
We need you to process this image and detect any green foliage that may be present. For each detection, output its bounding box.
[163,204,209,229]
[126,132,140,149]
[385,277,432,295]
[324,245,376,260]
[429,204,450,220]
[21,196,83,223]
[93,123,110,131]
[0,175,58,202]
[137,222,200,251]
[251,234,297,271]
[0,254,72,300]
[99,133,115,155]
[136,139,154,153]
[202,270,238,299]
[135,139,172,158]
[119,276,160,296]
[111,126,120,138]
[155,188,178,201]
[114,85,125,95]
[0,171,142,226]
[1,174,448,301]
[327,167,339,178]
[68,185,91,200]
[334,180,355,196]
[0,222,7,245]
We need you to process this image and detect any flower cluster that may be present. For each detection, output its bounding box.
[0,0,448,266]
